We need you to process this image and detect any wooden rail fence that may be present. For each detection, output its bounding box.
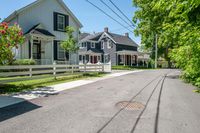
[0,63,111,78]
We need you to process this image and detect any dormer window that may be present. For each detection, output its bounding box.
[91,43,95,48]
[54,12,69,32]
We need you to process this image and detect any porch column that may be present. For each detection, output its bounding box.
[143,59,145,67]
[124,54,125,66]
[52,40,54,64]
[143,55,144,67]
[30,36,33,59]
[93,56,95,64]
[131,55,133,66]
[136,56,139,67]
[116,53,118,66]
[89,55,91,63]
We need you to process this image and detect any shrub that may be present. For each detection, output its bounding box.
[12,59,36,65]
[0,22,25,65]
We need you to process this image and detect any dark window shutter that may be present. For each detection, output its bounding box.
[53,12,58,31]
[65,51,69,61]
[29,41,31,59]
[54,40,58,60]
[65,15,69,28]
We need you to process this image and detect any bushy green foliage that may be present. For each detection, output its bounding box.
[61,26,79,53]
[133,0,200,87]
[0,22,25,65]
[12,59,36,65]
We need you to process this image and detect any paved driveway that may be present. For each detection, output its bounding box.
[0,69,200,133]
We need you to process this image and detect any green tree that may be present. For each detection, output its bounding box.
[61,26,79,62]
[0,22,25,65]
[133,0,200,87]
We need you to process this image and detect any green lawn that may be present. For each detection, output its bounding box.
[0,72,105,95]
[112,65,154,70]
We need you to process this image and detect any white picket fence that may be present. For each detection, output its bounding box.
[0,62,111,78]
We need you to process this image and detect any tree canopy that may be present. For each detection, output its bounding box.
[133,0,200,87]
[61,26,78,53]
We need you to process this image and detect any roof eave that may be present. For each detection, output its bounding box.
[58,0,83,28]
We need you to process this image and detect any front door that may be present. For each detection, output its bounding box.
[33,41,41,59]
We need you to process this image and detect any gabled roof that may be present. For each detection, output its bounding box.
[4,0,83,28]
[79,32,103,42]
[25,23,55,37]
[79,33,90,40]
[80,31,138,47]
[108,33,138,47]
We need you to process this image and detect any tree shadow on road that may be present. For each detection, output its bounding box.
[0,99,41,122]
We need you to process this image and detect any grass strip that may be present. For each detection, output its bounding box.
[0,72,105,95]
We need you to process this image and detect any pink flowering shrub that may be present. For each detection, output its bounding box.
[0,22,25,65]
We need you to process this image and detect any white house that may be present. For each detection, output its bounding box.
[4,0,83,65]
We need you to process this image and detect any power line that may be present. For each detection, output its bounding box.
[110,25,133,32]
[99,0,134,29]
[85,0,134,34]
[108,0,135,27]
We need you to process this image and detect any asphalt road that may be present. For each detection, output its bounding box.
[0,69,200,133]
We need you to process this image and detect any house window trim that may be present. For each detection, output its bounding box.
[101,41,104,49]
[57,41,65,60]
[54,12,69,32]
[107,40,112,49]
[91,42,95,48]
[57,14,65,31]
[80,42,87,49]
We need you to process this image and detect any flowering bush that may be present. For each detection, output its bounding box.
[0,22,25,65]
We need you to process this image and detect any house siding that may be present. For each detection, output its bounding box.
[116,44,137,51]
[7,0,80,64]
[101,39,116,66]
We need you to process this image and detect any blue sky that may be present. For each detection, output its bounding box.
[0,0,141,44]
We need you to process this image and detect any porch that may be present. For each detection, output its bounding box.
[79,49,102,64]
[116,50,151,67]
[116,50,138,66]
[25,24,55,65]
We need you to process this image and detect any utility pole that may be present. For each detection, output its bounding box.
[155,34,158,69]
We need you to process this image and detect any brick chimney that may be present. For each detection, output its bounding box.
[104,27,108,33]
[125,33,129,37]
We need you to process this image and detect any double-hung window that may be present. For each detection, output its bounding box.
[101,41,104,49]
[107,40,112,49]
[80,42,87,48]
[91,43,95,48]
[54,12,69,32]
[57,14,65,31]
[57,42,65,60]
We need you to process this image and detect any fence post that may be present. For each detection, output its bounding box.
[29,66,32,77]
[102,63,104,72]
[95,65,97,72]
[53,61,56,79]
[72,65,74,74]
[84,63,86,73]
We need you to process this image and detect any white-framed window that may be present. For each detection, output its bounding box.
[79,42,87,48]
[91,42,95,48]
[107,40,113,49]
[82,42,87,48]
[101,41,104,49]
[57,14,65,31]
[57,42,65,60]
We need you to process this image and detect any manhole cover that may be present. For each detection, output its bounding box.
[116,101,145,111]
